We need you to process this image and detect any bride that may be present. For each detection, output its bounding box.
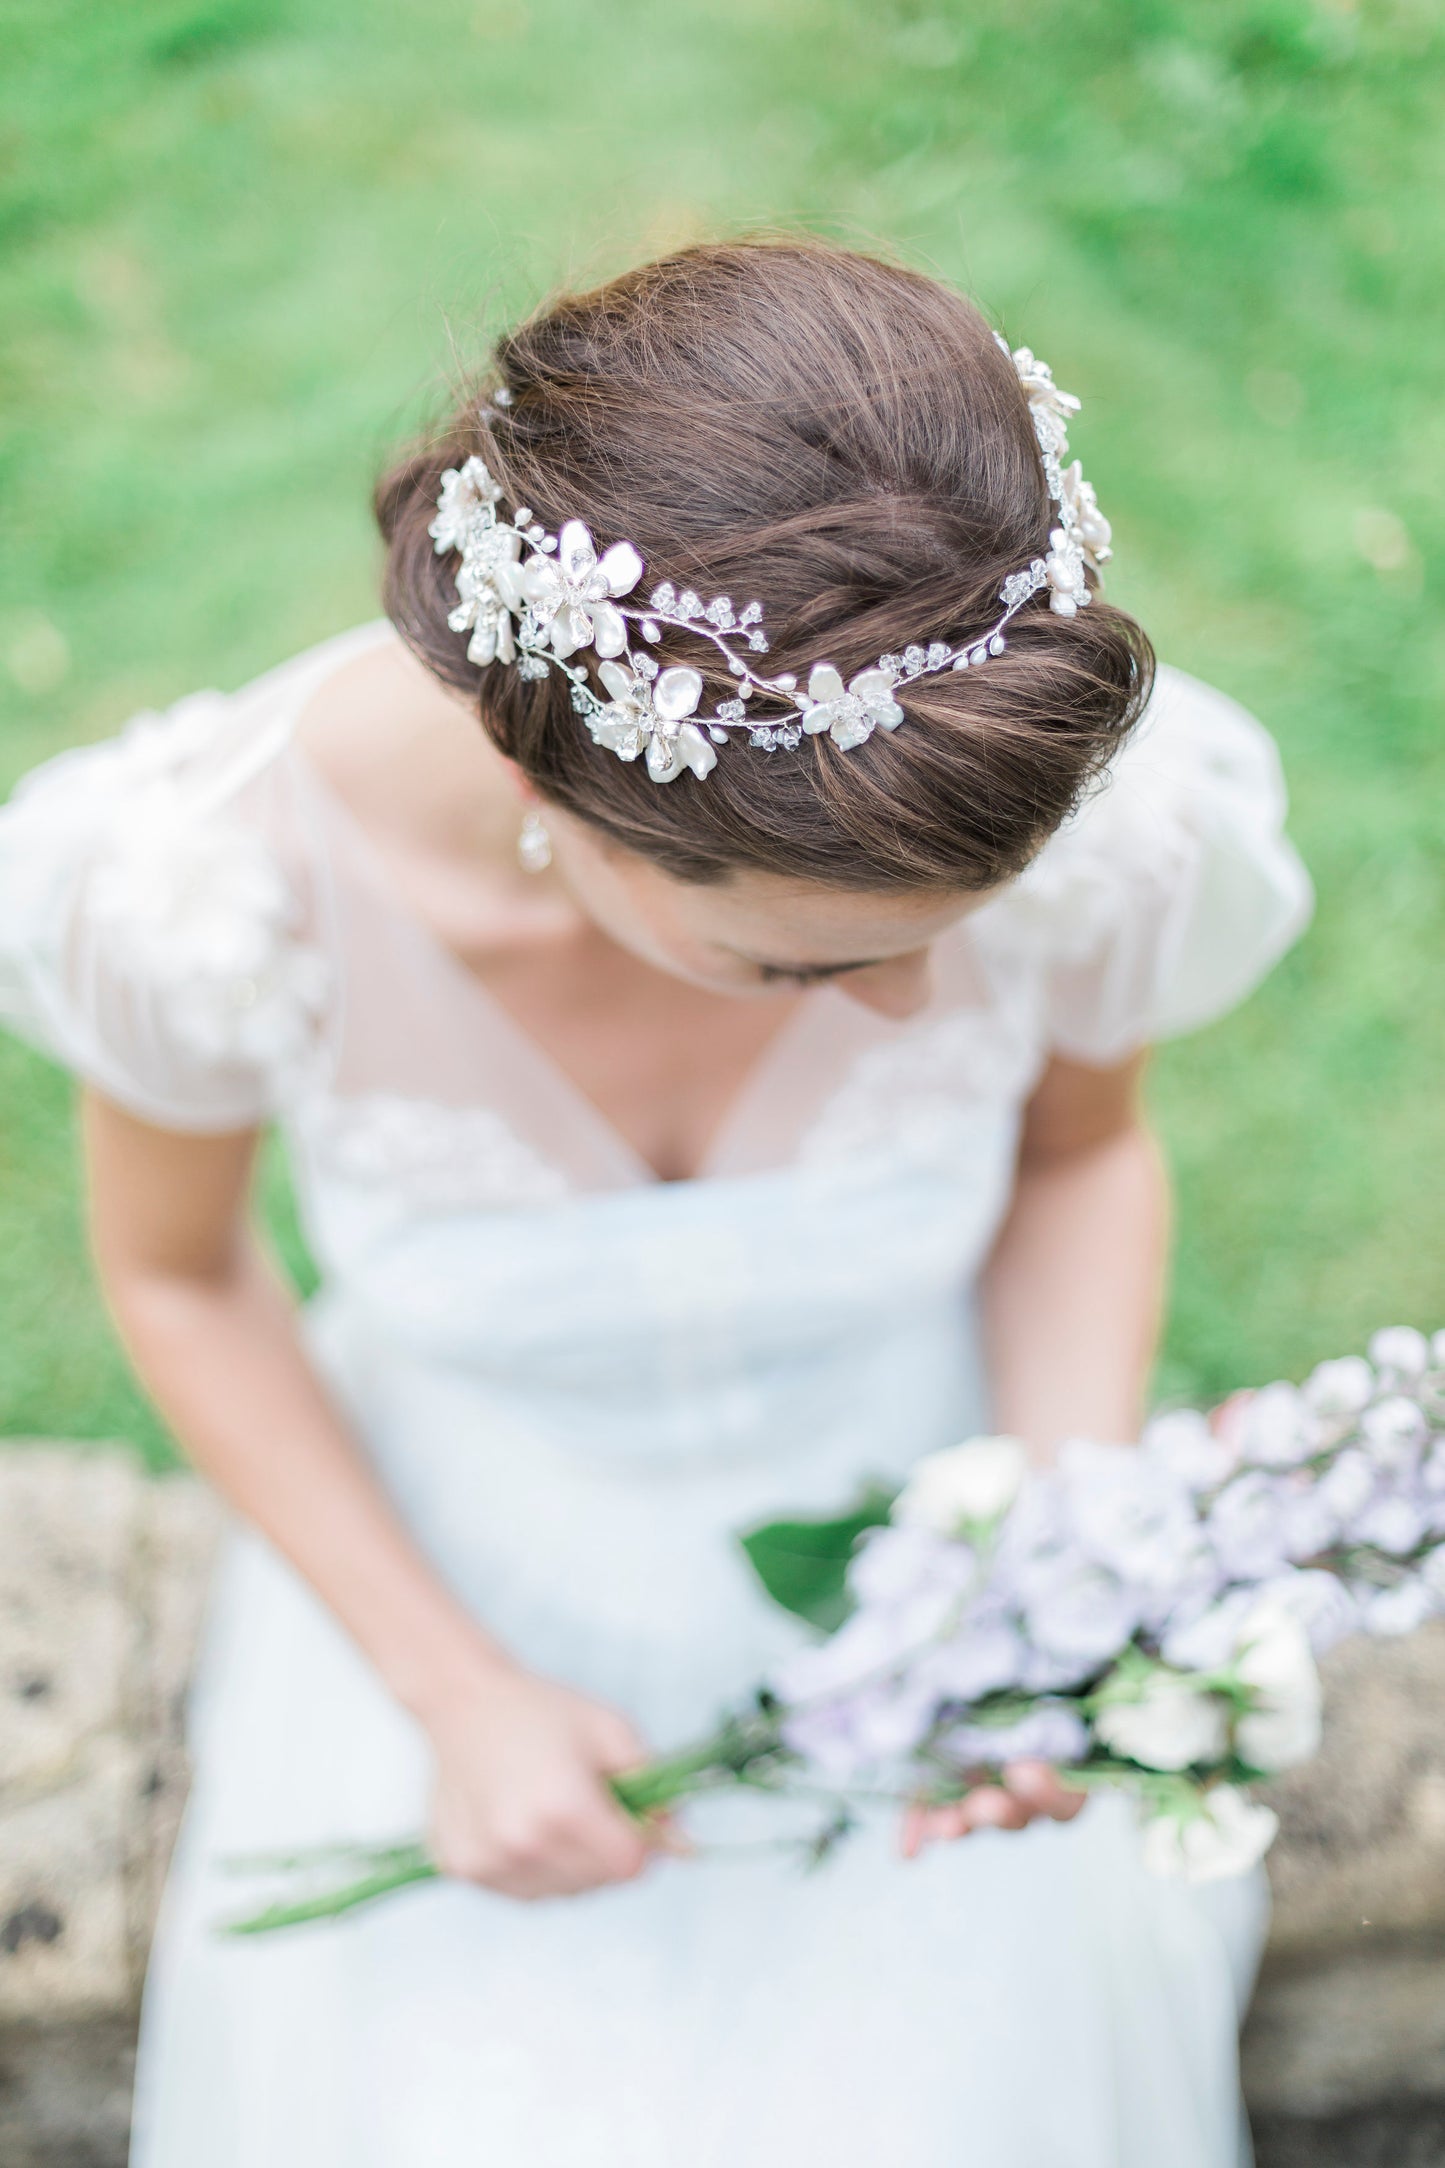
[0,239,1311,2166]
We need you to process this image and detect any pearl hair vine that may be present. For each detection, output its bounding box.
[429,335,1113,786]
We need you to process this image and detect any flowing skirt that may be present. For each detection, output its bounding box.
[131,1293,1268,2168]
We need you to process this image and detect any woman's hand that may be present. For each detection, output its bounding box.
[425,1658,657,1900]
[900,1760,1087,1859]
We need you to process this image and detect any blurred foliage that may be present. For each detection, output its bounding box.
[1,0,1441,1461]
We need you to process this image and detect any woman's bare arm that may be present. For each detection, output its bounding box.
[82,1091,650,1897]
[982,1049,1169,1452]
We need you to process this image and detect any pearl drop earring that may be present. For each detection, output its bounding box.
[517,808,553,874]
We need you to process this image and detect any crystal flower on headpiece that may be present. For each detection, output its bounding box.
[586,657,716,784]
[429,335,1112,784]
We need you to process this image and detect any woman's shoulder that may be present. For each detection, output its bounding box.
[1001,663,1306,924]
[0,622,405,1127]
[973,662,1314,1059]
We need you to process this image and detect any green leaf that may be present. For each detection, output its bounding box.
[739,1483,897,1630]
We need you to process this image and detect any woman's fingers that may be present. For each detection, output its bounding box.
[902,1785,1032,1857]
[641,1811,695,1859]
[961,1784,1031,1831]
[1002,1758,1088,1821]
[903,1763,1088,1855]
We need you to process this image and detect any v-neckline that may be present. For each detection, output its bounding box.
[288,735,861,1190]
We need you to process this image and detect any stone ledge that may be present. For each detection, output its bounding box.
[1262,1623,1445,1952]
[0,1448,222,2020]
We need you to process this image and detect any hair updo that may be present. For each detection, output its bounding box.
[376,238,1154,892]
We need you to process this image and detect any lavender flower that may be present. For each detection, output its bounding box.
[1206,1470,1293,1581]
[939,1701,1089,1768]
[1360,1395,1429,1475]
[1141,1408,1237,1495]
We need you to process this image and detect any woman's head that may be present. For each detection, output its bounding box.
[378,237,1153,904]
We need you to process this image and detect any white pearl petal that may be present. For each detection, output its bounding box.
[596,659,633,703]
[645,735,685,783]
[558,521,597,584]
[493,562,526,611]
[807,663,846,705]
[653,666,704,723]
[848,668,896,704]
[676,723,718,780]
[598,540,645,597]
[589,601,628,658]
[521,557,560,605]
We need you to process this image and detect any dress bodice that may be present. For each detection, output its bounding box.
[0,621,1312,1459]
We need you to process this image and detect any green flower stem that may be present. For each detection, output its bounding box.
[610,1735,745,1816]
[225,1846,438,1934]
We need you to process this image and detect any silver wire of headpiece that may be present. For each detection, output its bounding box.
[428,338,1112,786]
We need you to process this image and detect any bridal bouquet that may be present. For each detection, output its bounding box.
[231,1327,1445,1931]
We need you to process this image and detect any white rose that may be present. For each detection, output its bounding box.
[1360,1395,1429,1470]
[1094,1669,1230,1773]
[1232,1600,1323,1772]
[1236,1381,1319,1469]
[892,1436,1029,1536]
[1301,1356,1374,1422]
[1141,1786,1280,1884]
[1368,1326,1430,1379]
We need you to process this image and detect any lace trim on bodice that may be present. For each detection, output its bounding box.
[298,1091,572,1211]
[798,1005,1037,1170]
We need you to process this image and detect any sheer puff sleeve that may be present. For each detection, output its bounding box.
[994,664,1314,1066]
[0,681,332,1133]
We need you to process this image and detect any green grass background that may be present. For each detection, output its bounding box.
[2,0,1441,1465]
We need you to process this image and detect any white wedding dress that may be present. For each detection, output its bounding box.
[0,623,1313,2168]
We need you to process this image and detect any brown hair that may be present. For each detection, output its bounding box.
[377,239,1153,891]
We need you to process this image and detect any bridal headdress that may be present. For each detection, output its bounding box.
[430,337,1112,786]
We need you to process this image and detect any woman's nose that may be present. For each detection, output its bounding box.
[838,948,934,1019]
